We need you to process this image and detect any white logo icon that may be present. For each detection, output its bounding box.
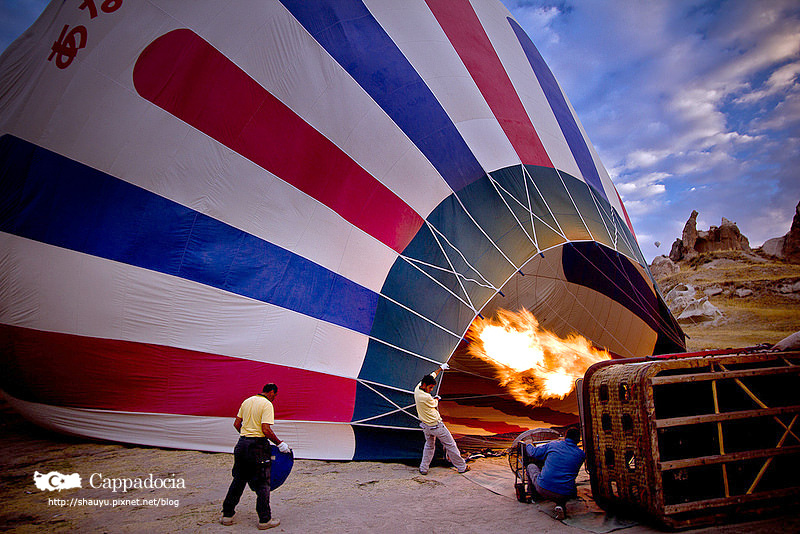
[33,471,82,491]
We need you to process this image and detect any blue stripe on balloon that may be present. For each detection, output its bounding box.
[508,18,608,202]
[352,425,422,460]
[562,242,658,332]
[0,134,378,334]
[279,0,485,192]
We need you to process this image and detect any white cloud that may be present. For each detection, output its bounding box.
[617,181,666,198]
[500,1,800,262]
[617,198,650,217]
[626,149,670,169]
[734,61,800,104]
[617,172,669,200]
[510,4,563,46]
[754,90,800,131]
[766,61,800,92]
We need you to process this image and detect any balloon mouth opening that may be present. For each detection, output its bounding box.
[437,307,611,439]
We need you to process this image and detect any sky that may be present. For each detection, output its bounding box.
[500,0,800,262]
[1,1,798,264]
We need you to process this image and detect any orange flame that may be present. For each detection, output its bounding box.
[466,308,610,405]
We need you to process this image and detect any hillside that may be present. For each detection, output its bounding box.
[652,250,800,352]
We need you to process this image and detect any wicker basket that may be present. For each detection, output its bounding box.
[581,350,800,529]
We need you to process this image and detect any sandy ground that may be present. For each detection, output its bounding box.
[2,406,799,534]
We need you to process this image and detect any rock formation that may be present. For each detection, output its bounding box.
[759,201,800,263]
[669,211,750,262]
[785,201,800,262]
[677,298,724,324]
[761,235,785,257]
[649,255,679,278]
[664,284,723,324]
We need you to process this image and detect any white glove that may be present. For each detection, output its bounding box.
[440,362,450,370]
[278,442,290,454]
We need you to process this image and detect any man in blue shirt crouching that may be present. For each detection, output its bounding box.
[525,426,585,520]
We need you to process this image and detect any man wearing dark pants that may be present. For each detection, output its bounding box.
[525,426,585,520]
[221,383,290,530]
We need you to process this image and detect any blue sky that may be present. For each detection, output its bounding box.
[501,0,800,262]
[2,1,798,263]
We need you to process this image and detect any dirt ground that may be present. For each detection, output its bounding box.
[2,406,799,534]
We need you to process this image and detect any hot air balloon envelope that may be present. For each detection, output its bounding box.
[0,0,684,459]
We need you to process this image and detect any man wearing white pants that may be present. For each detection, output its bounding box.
[414,363,469,474]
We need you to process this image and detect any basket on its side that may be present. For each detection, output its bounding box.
[582,351,800,529]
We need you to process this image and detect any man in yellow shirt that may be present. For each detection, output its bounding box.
[221,383,290,530]
[414,363,468,475]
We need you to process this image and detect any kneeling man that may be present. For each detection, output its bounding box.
[525,427,585,520]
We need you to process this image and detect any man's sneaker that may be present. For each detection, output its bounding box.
[258,518,281,530]
[419,468,428,475]
[457,465,470,473]
[220,515,234,526]
[554,505,566,520]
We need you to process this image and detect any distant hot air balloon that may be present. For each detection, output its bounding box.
[0,0,684,459]
[655,241,661,248]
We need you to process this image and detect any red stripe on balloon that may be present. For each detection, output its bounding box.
[132,29,423,253]
[615,188,636,236]
[0,325,356,421]
[425,0,553,168]
[441,416,530,435]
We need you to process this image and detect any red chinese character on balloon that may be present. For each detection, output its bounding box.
[48,24,88,69]
[79,0,123,19]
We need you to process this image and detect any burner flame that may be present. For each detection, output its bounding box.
[466,309,610,405]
